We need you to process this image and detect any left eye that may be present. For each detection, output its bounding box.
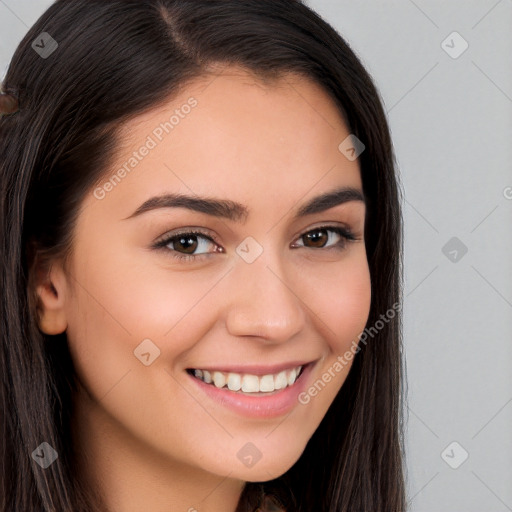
[153,225,356,262]
[292,226,354,249]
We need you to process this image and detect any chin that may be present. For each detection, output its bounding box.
[229,446,304,483]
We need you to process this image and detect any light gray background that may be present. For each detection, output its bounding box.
[1,1,511,511]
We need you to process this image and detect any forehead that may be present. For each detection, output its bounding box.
[84,66,362,221]
[118,67,349,144]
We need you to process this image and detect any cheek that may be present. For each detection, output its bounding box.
[288,252,371,409]
[67,246,221,344]
[63,253,226,416]
[307,252,372,352]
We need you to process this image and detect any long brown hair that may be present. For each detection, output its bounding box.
[0,1,406,510]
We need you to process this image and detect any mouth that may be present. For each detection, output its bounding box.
[185,361,316,418]
[186,364,307,395]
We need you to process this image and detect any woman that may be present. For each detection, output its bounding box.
[0,1,406,510]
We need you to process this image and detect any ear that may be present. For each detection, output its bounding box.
[34,258,69,335]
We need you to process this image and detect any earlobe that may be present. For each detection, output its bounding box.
[34,262,68,335]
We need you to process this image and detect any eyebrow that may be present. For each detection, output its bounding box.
[123,186,365,223]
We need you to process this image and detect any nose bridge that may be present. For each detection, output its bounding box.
[224,245,306,342]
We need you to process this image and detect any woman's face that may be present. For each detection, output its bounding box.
[38,67,371,483]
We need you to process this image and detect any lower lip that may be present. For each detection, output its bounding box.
[187,363,314,419]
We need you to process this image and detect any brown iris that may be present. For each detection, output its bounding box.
[174,234,199,254]
[303,228,329,248]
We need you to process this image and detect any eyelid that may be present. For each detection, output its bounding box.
[153,227,220,246]
[290,220,357,241]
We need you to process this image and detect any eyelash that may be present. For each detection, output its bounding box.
[152,225,358,263]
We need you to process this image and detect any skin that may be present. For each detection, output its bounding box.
[35,67,371,512]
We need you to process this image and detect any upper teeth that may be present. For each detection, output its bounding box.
[193,365,303,393]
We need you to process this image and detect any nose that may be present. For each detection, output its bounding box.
[224,251,307,344]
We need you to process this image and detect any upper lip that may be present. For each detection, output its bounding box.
[187,360,315,376]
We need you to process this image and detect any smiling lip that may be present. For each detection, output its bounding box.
[187,360,316,419]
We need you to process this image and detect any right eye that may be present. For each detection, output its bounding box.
[153,229,224,262]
